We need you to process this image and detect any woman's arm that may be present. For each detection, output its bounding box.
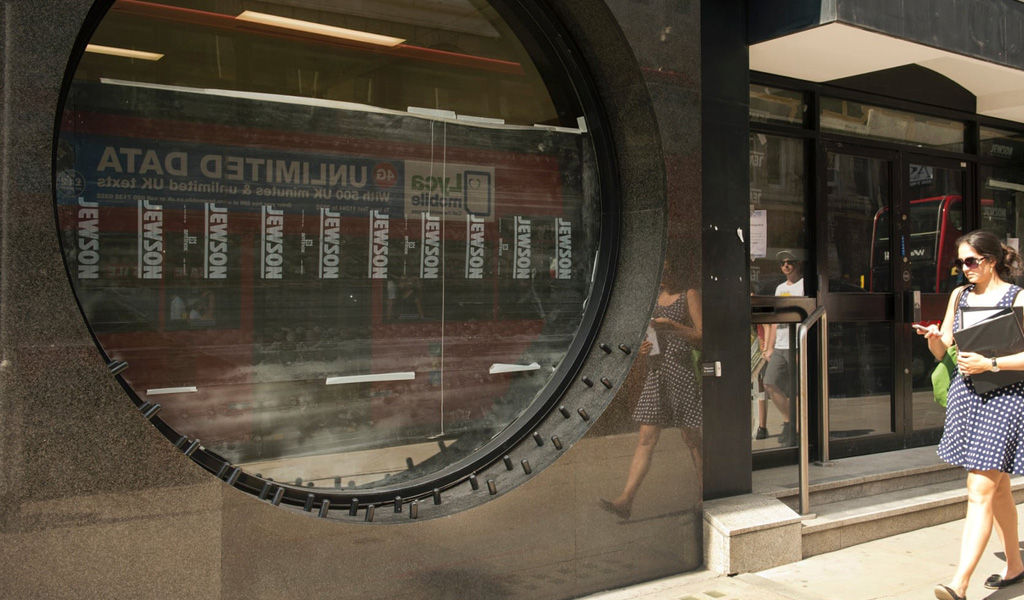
[960,350,1024,374]
[918,285,962,361]
[959,287,1024,374]
[685,288,702,347]
[652,289,703,347]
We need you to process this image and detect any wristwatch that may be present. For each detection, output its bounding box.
[991,357,1001,372]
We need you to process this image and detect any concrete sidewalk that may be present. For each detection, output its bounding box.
[581,504,1024,600]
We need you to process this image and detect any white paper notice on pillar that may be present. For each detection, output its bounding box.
[750,209,767,258]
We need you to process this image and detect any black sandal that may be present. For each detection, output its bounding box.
[984,570,1024,589]
[934,583,966,600]
[598,498,631,520]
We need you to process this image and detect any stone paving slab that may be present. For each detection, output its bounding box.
[580,504,1024,600]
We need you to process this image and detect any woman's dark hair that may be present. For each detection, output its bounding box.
[661,254,698,294]
[956,229,1024,280]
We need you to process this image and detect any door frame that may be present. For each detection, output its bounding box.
[817,142,974,459]
[900,152,973,448]
[818,142,902,457]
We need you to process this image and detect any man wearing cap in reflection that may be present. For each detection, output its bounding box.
[761,249,804,446]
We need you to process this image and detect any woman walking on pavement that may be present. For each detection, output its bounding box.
[600,260,702,519]
[916,230,1024,600]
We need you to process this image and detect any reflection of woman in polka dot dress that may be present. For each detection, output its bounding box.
[601,264,702,520]
[917,230,1024,600]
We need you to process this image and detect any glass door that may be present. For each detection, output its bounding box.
[822,144,968,456]
[905,156,968,436]
[823,146,898,453]
[749,132,812,457]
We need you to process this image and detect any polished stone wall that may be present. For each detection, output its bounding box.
[0,0,704,598]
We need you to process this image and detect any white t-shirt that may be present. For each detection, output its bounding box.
[170,295,186,320]
[773,278,804,350]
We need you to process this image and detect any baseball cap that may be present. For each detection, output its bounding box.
[777,249,799,261]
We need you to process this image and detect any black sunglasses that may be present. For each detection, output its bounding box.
[954,256,985,270]
[780,259,797,266]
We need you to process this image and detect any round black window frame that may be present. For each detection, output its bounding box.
[52,0,622,522]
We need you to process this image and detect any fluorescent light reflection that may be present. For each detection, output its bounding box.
[326,372,415,386]
[147,386,198,395]
[86,44,164,61]
[987,178,1024,193]
[407,106,457,119]
[489,362,541,375]
[100,77,392,113]
[99,79,583,133]
[457,114,505,125]
[236,11,404,47]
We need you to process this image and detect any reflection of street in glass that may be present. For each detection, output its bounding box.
[170,293,187,321]
[601,264,702,520]
[750,322,797,449]
[751,324,769,441]
[169,289,216,325]
[241,439,453,489]
[153,317,569,490]
[386,275,423,320]
[754,250,804,447]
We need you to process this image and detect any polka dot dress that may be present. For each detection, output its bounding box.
[632,295,701,428]
[938,284,1024,474]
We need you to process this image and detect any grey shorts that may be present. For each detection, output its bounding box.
[763,349,792,397]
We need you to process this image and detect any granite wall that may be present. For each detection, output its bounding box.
[0,0,705,598]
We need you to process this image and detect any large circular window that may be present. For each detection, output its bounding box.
[55,0,617,519]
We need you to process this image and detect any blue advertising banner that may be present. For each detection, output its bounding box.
[56,133,406,214]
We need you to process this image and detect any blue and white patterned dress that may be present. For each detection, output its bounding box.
[937,284,1024,474]
[632,295,701,429]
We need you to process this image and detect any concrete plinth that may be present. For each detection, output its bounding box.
[703,494,803,575]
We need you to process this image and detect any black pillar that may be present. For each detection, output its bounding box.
[701,0,752,499]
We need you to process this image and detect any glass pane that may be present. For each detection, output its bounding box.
[912,332,945,430]
[828,322,894,440]
[907,164,965,293]
[826,152,890,292]
[55,0,603,491]
[751,323,800,450]
[980,126,1024,163]
[981,166,1024,263]
[750,134,808,295]
[820,98,964,152]
[749,85,807,127]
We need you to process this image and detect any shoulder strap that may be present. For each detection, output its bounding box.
[1010,286,1024,333]
[955,285,967,308]
[951,285,968,331]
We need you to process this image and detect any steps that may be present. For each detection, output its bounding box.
[799,475,1024,557]
[703,446,1024,573]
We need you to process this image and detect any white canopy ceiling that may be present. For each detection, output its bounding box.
[750,22,1024,124]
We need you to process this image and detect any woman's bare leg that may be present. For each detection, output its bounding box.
[680,426,702,496]
[990,471,1024,579]
[609,424,661,512]
[947,469,1001,596]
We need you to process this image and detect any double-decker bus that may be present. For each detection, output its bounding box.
[868,195,969,293]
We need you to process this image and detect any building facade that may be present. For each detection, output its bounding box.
[3,0,1024,598]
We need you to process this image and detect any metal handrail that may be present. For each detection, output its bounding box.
[795,305,829,516]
